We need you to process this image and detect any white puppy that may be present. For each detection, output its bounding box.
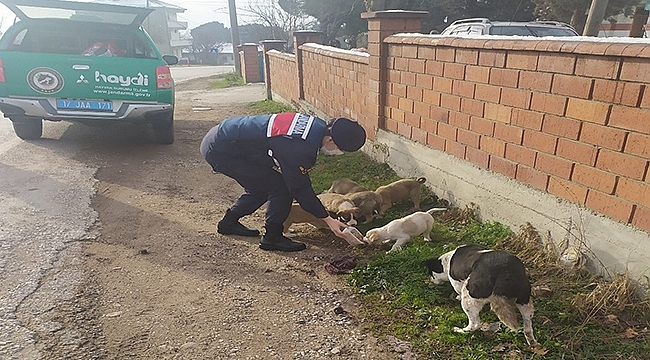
[363,208,446,252]
[423,244,537,346]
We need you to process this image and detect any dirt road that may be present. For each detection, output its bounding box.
[39,79,400,359]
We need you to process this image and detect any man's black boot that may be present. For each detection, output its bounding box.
[259,223,306,252]
[217,210,260,237]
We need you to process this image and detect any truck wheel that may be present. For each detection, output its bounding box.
[11,117,43,140]
[153,114,174,144]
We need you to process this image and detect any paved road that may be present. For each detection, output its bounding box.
[0,120,97,359]
[170,65,235,83]
[0,65,229,359]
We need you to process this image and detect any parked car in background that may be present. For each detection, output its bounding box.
[0,0,178,143]
[440,18,579,37]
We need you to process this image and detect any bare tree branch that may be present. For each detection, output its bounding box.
[239,0,317,39]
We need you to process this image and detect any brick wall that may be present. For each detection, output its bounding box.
[240,44,262,83]
[267,50,299,103]
[301,45,370,132]
[383,36,650,232]
[263,18,650,235]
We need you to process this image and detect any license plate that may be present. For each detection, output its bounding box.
[56,99,113,111]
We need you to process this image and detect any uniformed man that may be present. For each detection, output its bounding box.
[200,112,367,252]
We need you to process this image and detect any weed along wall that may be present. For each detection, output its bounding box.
[263,11,650,284]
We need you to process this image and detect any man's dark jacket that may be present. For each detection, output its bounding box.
[200,112,329,218]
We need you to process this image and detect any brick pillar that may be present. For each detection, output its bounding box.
[293,30,322,100]
[261,40,286,100]
[240,43,261,83]
[361,10,427,139]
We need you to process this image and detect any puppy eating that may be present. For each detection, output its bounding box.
[345,191,383,224]
[284,195,359,234]
[326,178,368,195]
[423,244,537,346]
[375,177,426,214]
[363,208,446,252]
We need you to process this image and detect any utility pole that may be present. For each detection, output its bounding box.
[629,4,649,37]
[228,0,241,75]
[583,0,609,36]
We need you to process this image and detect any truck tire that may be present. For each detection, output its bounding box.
[11,117,43,140]
[153,114,174,144]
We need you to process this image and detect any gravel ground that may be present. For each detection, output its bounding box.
[34,79,408,359]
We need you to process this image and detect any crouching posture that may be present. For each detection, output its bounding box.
[423,244,538,346]
[200,112,366,252]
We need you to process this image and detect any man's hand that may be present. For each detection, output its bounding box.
[322,216,348,239]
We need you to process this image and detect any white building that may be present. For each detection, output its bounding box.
[599,13,650,38]
[599,1,650,38]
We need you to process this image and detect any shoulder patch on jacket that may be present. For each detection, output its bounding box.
[267,113,315,140]
[299,165,312,175]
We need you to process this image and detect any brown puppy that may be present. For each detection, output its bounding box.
[283,202,328,233]
[326,178,368,195]
[343,191,383,224]
[375,177,426,214]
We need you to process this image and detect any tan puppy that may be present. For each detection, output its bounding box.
[318,193,359,226]
[326,178,368,195]
[343,191,383,224]
[364,208,446,252]
[375,177,426,214]
[284,194,360,233]
[283,202,328,233]
[317,193,356,212]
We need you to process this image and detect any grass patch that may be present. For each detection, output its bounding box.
[249,100,295,114]
[234,104,650,357]
[209,72,245,89]
[306,151,650,359]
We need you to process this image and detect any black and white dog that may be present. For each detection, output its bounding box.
[423,244,537,346]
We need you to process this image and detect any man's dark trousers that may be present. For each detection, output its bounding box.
[212,156,292,225]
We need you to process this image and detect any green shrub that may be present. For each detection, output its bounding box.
[209,72,245,89]
[249,100,294,114]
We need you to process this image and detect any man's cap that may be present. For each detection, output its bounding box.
[330,118,366,152]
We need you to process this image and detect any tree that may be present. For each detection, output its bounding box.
[190,21,231,53]
[239,23,288,43]
[422,0,538,33]
[285,0,366,45]
[531,0,639,33]
[256,0,642,47]
[279,0,541,45]
[240,0,317,43]
[363,0,537,35]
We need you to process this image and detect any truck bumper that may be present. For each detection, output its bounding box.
[0,97,173,122]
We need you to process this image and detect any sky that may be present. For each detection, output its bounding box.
[163,0,260,30]
[0,0,262,33]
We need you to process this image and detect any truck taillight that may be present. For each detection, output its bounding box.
[0,59,5,83]
[156,65,172,90]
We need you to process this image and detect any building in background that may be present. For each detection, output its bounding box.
[210,43,235,65]
[600,13,650,37]
[599,1,650,38]
[182,43,251,66]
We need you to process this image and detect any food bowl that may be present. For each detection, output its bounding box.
[341,227,365,246]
